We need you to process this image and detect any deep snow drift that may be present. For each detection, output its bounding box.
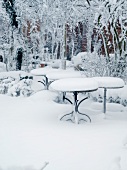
[0,74,127,170]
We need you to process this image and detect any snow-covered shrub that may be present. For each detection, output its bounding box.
[30,55,41,69]
[0,76,15,94]
[81,52,108,77]
[81,52,127,81]
[90,86,127,107]
[8,75,33,97]
[0,74,34,97]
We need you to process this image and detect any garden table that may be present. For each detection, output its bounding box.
[92,77,125,113]
[47,70,86,102]
[46,69,85,81]
[50,78,98,124]
[30,67,60,89]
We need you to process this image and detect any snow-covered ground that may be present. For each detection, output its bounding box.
[0,73,127,170]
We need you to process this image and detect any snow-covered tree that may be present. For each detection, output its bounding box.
[91,0,127,76]
[0,0,126,79]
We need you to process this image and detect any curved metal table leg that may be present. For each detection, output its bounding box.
[77,96,91,122]
[73,92,91,123]
[44,76,49,90]
[78,110,91,122]
[38,80,45,86]
[63,92,73,104]
[59,91,91,123]
[38,75,49,89]
[60,111,74,122]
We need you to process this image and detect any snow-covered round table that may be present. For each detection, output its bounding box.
[46,70,85,81]
[30,67,77,89]
[30,67,60,89]
[50,78,98,124]
[92,77,125,113]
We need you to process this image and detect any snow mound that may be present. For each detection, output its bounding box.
[29,90,58,102]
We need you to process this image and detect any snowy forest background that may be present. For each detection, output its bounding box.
[0,0,127,80]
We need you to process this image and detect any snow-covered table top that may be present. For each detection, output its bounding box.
[30,66,74,76]
[30,67,60,76]
[92,77,125,89]
[50,78,98,92]
[46,70,85,80]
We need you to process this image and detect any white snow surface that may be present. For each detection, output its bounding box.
[0,72,127,170]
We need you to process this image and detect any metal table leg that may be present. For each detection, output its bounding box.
[60,91,91,123]
[63,92,72,104]
[45,76,49,90]
[38,75,49,90]
[103,88,107,113]
[74,92,91,123]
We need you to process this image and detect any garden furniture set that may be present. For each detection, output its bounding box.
[31,65,125,124]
